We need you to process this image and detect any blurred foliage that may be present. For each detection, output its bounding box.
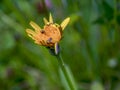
[0,0,120,90]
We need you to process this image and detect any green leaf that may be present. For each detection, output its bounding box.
[102,0,114,21]
[91,81,104,90]
[93,16,106,24]
[0,31,15,51]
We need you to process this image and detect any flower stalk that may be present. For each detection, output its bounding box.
[26,13,76,90]
[56,53,76,90]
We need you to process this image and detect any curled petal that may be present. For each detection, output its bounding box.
[49,13,53,23]
[30,21,42,33]
[60,17,70,30]
[54,42,60,55]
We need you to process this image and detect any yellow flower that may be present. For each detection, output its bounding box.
[26,13,70,48]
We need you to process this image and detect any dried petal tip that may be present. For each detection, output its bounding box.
[60,17,70,30]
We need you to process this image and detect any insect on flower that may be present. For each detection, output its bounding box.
[26,13,70,54]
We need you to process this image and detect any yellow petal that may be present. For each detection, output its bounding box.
[26,29,36,35]
[30,21,42,33]
[60,17,70,30]
[26,29,36,39]
[49,13,53,23]
[43,17,48,25]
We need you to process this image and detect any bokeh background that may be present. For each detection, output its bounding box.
[0,0,120,90]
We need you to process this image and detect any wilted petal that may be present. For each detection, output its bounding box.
[60,17,70,30]
[30,21,42,33]
[49,13,53,23]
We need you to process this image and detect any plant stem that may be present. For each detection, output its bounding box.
[56,53,75,90]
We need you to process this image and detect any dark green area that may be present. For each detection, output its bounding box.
[0,0,120,90]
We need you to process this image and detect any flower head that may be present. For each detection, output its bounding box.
[26,13,70,48]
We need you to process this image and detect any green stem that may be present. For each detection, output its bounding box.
[56,54,75,90]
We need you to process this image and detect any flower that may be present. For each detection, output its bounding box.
[26,13,70,49]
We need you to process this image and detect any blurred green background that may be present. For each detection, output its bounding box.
[0,0,120,90]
